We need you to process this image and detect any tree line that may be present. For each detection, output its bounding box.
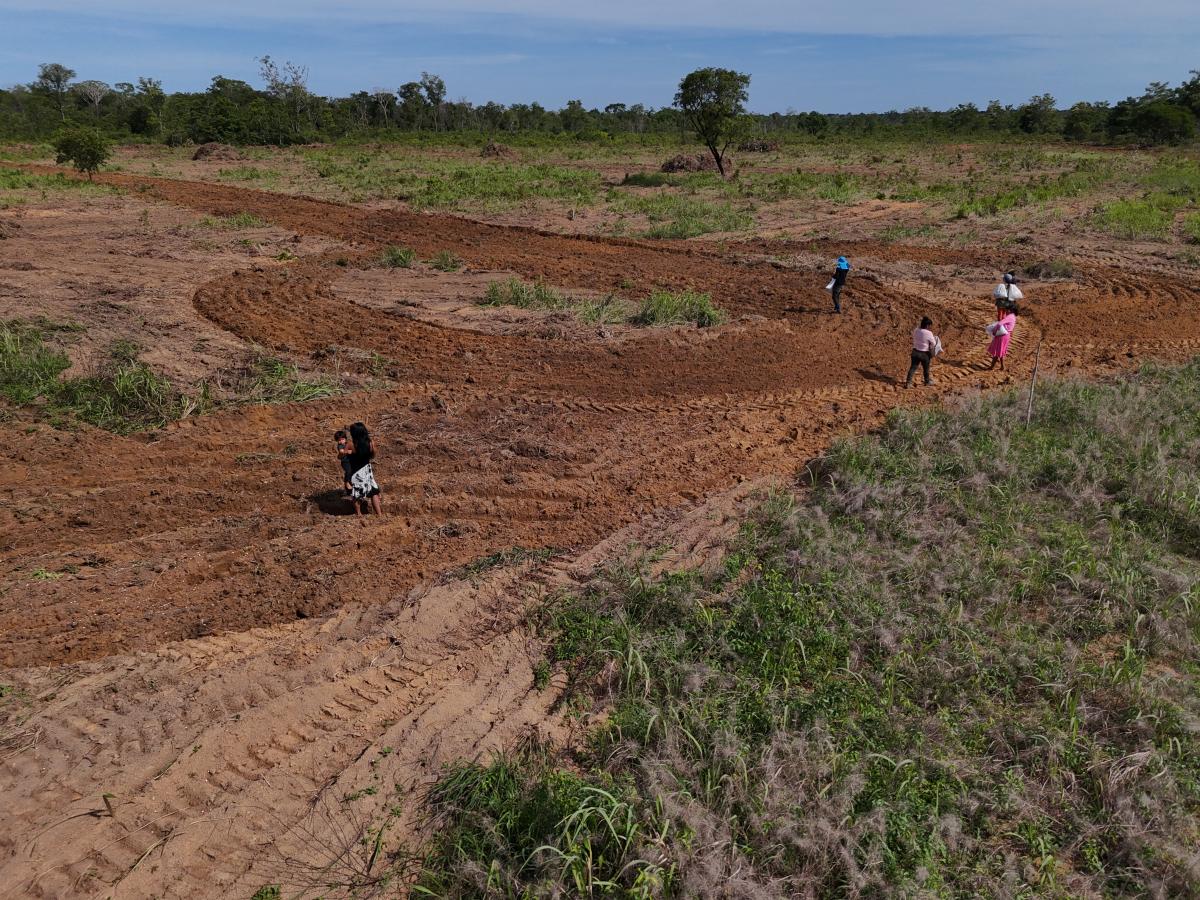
[1,58,1197,147]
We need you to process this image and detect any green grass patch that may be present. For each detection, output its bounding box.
[611,193,752,239]
[230,354,339,404]
[418,360,1200,897]
[429,250,462,272]
[0,324,189,434]
[197,212,266,229]
[629,289,725,327]
[621,172,679,188]
[0,166,118,207]
[482,278,569,310]
[379,245,417,268]
[1096,194,1184,240]
[215,166,279,182]
[1184,212,1200,244]
[306,151,601,210]
[1024,257,1076,278]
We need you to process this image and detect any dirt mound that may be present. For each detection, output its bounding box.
[661,152,726,173]
[192,142,245,162]
[0,219,17,239]
[480,140,517,159]
[738,138,781,152]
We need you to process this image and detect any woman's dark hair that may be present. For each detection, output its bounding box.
[919,316,933,329]
[349,422,374,460]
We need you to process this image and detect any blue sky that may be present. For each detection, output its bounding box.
[0,1,1195,112]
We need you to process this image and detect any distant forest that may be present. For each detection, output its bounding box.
[2,58,1198,147]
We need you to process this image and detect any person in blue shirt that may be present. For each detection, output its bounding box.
[830,256,851,313]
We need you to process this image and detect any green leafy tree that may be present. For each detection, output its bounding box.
[36,63,76,121]
[674,67,751,177]
[420,72,446,131]
[1130,101,1196,145]
[1016,93,1058,134]
[52,126,111,179]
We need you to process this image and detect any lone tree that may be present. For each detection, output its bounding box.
[674,67,751,177]
[36,63,76,121]
[53,126,111,180]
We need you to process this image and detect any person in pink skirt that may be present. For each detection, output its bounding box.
[986,300,1018,370]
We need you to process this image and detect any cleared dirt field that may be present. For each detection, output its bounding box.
[3,153,1200,897]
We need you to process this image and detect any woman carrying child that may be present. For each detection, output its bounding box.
[345,421,383,516]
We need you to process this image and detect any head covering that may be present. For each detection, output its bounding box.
[836,256,850,270]
[1003,272,1015,284]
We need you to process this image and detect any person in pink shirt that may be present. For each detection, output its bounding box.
[905,316,941,388]
[986,300,1018,371]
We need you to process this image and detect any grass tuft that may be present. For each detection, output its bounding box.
[197,212,266,230]
[629,289,725,327]
[379,245,417,268]
[429,250,462,272]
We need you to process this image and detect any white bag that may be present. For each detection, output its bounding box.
[932,337,944,357]
[825,279,835,290]
[993,324,1008,338]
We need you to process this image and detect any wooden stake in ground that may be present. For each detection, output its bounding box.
[1026,338,1044,425]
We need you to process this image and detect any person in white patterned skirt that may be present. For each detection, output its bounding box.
[346,421,383,516]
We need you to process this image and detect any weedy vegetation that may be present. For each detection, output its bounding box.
[416,361,1200,897]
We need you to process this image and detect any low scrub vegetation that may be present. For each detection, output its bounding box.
[418,362,1200,897]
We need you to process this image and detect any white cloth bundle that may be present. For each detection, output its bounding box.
[932,337,944,357]
[825,279,835,290]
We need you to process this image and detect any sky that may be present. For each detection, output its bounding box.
[0,1,1195,113]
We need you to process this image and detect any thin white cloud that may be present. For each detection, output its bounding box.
[2,0,1195,36]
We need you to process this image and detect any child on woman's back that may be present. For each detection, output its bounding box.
[335,429,353,494]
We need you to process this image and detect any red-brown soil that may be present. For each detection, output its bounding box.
[3,167,1200,897]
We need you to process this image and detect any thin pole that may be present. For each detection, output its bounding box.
[1025,337,1043,425]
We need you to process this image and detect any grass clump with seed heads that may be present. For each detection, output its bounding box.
[417,360,1200,898]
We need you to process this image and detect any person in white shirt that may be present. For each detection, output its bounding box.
[905,316,941,388]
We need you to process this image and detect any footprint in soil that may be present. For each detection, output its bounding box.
[306,488,356,516]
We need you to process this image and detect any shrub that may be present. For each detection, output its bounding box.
[380,245,416,268]
[51,126,111,180]
[629,289,725,327]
